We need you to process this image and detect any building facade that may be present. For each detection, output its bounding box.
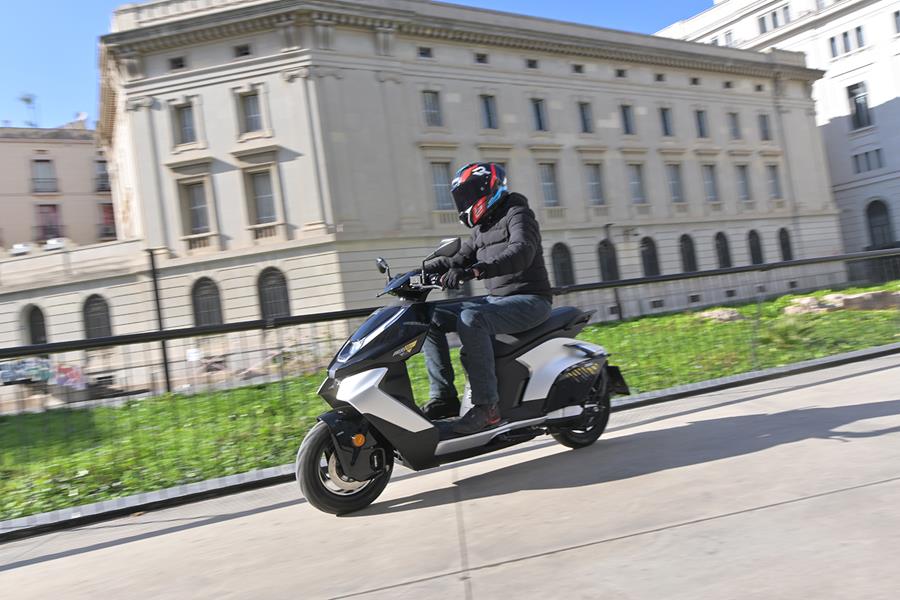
[0,121,115,253]
[658,0,900,253]
[0,0,844,357]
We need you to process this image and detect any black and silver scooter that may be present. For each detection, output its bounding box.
[295,238,629,514]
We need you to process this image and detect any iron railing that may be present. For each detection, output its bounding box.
[0,248,898,523]
[31,178,58,194]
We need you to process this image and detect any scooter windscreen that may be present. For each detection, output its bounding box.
[336,305,409,364]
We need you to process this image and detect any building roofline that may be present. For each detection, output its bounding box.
[0,127,96,141]
[100,0,819,79]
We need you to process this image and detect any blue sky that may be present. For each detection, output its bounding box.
[0,0,710,129]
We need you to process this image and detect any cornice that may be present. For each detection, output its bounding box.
[101,2,823,82]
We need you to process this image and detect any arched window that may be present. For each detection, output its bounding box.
[258,268,291,321]
[778,228,794,262]
[679,234,698,273]
[640,237,660,277]
[83,295,112,339]
[597,239,620,282]
[192,278,223,327]
[748,230,765,265]
[25,305,47,345]
[866,200,894,249]
[715,232,732,268]
[551,243,576,287]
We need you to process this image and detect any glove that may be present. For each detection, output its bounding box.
[440,268,474,290]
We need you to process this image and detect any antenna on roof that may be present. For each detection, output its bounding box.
[19,93,38,127]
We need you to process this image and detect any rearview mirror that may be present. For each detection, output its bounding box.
[425,238,461,261]
[375,257,391,278]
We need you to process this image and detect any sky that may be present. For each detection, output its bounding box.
[0,0,710,129]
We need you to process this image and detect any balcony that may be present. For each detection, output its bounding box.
[32,178,58,194]
[96,175,111,193]
[98,223,117,241]
[33,225,65,244]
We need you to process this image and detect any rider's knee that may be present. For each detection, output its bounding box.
[458,308,485,330]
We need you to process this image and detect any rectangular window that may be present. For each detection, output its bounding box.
[95,160,110,192]
[896,11,900,34]
[847,83,872,129]
[31,159,57,193]
[572,64,584,74]
[36,204,61,240]
[725,31,734,46]
[430,162,453,210]
[702,164,719,202]
[169,56,186,71]
[185,182,209,234]
[666,164,683,203]
[767,165,783,199]
[480,95,498,130]
[526,58,539,69]
[875,148,883,169]
[628,164,646,204]
[842,31,851,53]
[736,164,752,201]
[621,104,634,135]
[783,5,790,24]
[241,92,262,133]
[695,109,708,138]
[855,26,864,48]
[475,53,489,64]
[539,163,560,207]
[852,153,861,174]
[771,11,779,28]
[829,37,838,58]
[711,37,719,46]
[758,16,767,34]
[418,47,433,59]
[759,113,772,141]
[422,91,442,127]
[176,104,196,144]
[532,98,548,131]
[616,69,628,78]
[100,203,116,239]
[728,112,741,140]
[585,164,604,205]
[250,171,276,224]
[660,107,674,137]
[234,44,252,58]
[578,102,594,134]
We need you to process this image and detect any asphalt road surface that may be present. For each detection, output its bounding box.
[2,354,899,599]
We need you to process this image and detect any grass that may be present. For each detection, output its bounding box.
[1,281,897,521]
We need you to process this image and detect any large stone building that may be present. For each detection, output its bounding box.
[1,0,844,354]
[658,0,900,253]
[0,119,115,253]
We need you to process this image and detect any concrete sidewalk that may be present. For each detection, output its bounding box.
[2,355,899,599]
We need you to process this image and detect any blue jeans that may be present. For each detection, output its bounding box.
[424,295,552,406]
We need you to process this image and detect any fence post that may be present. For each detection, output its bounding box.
[146,248,172,393]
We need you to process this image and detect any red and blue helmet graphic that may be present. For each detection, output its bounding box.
[451,162,508,228]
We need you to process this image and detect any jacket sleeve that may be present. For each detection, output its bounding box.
[424,235,477,273]
[480,210,539,278]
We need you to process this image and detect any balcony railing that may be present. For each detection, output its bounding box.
[33,225,65,244]
[32,178,58,194]
[95,175,111,193]
[98,223,117,241]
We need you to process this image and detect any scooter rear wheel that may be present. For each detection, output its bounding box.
[296,422,393,515]
[552,386,611,450]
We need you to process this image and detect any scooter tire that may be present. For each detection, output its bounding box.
[296,422,393,515]
[552,393,611,450]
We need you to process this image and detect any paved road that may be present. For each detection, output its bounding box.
[2,355,900,599]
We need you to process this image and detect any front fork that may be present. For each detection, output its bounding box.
[318,408,389,481]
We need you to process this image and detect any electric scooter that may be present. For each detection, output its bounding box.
[295,238,629,514]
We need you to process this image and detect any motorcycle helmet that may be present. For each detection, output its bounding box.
[451,162,508,228]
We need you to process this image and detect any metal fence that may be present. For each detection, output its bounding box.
[1,248,898,524]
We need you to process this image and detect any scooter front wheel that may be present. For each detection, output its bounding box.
[296,422,393,515]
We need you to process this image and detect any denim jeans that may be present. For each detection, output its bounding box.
[424,294,552,406]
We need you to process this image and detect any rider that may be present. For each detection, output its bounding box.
[423,162,552,435]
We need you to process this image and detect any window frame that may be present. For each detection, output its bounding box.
[736,164,752,202]
[191,277,224,327]
[258,267,291,321]
[480,94,499,130]
[578,101,594,134]
[430,162,454,211]
[660,107,674,137]
[538,162,560,207]
[83,295,113,340]
[702,163,719,202]
[422,90,443,128]
[695,109,709,139]
[666,163,684,203]
[585,163,605,205]
[620,104,635,136]
[847,83,872,130]
[627,163,646,204]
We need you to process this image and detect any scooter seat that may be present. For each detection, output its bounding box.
[492,306,589,358]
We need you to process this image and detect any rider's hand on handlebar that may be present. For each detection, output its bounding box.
[440,268,474,290]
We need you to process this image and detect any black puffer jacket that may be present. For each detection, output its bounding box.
[429,193,552,299]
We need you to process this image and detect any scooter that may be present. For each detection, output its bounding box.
[295,238,629,514]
